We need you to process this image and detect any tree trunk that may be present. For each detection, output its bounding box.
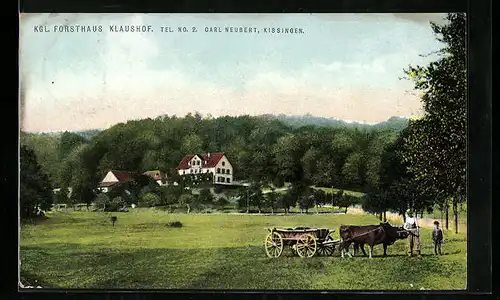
[344,207,348,214]
[445,202,449,230]
[383,211,387,222]
[271,207,274,214]
[186,204,190,214]
[378,212,382,221]
[401,211,406,223]
[453,200,459,234]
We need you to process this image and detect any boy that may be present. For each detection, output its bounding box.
[432,221,444,255]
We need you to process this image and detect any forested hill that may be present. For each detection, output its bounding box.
[36,129,103,140]
[28,115,409,137]
[20,113,411,199]
[267,114,409,131]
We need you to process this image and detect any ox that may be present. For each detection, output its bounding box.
[339,222,409,258]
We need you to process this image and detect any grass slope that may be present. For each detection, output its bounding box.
[21,210,466,290]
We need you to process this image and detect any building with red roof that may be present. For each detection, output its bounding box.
[176,153,233,185]
[98,170,139,192]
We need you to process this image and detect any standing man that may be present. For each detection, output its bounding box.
[404,210,421,256]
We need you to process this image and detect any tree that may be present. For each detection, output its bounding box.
[312,189,327,212]
[248,183,264,213]
[53,187,69,205]
[278,193,296,214]
[403,13,466,233]
[157,185,182,208]
[263,189,279,214]
[180,133,204,155]
[20,133,61,187]
[338,194,356,214]
[138,192,161,208]
[94,193,110,211]
[58,131,88,160]
[178,193,200,213]
[198,188,214,206]
[20,145,54,219]
[214,195,229,210]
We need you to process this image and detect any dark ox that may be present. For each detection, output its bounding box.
[339,222,409,258]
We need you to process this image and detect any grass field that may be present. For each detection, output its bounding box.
[20,210,466,290]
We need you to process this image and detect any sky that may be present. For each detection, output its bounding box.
[19,13,448,132]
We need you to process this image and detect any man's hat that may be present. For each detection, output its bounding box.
[433,221,439,225]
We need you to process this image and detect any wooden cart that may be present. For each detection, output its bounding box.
[264,227,341,258]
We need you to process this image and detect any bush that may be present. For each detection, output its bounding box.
[215,195,229,209]
[94,194,127,212]
[138,192,161,208]
[214,185,224,194]
[94,193,110,211]
[106,196,126,212]
[167,221,183,228]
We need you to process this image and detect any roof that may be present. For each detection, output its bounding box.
[143,170,161,176]
[177,153,225,169]
[109,170,138,182]
[99,181,119,188]
[201,153,225,168]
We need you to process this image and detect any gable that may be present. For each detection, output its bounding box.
[216,155,233,169]
[101,171,119,183]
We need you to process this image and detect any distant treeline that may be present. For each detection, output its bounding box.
[21,114,404,195]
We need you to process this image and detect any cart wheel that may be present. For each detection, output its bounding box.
[265,231,284,258]
[296,233,317,258]
[317,235,335,256]
[317,244,336,256]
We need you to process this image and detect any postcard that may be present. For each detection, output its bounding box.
[19,13,467,290]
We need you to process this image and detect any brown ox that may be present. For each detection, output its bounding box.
[339,222,409,258]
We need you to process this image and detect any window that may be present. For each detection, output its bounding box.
[183,170,186,175]
[197,161,200,165]
[195,169,198,173]
[219,177,223,182]
[190,169,193,174]
[226,169,230,174]
[217,168,221,174]
[221,168,225,173]
[222,161,225,166]
[226,178,230,183]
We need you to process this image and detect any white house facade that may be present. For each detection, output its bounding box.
[177,153,233,185]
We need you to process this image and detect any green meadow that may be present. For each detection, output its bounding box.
[20,210,466,290]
